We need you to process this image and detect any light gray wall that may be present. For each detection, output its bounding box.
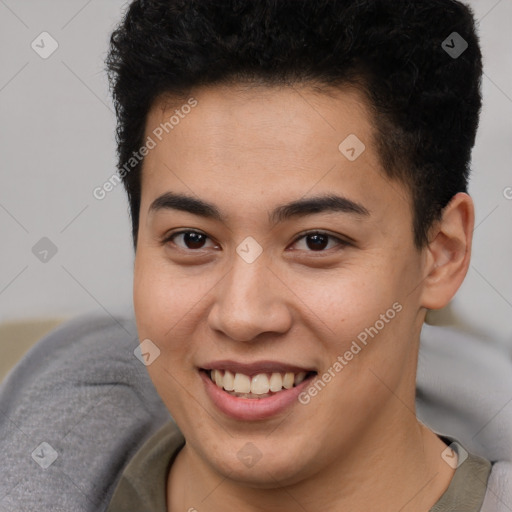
[1,1,511,349]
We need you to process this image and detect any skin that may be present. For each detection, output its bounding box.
[133,83,474,511]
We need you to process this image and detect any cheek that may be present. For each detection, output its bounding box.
[310,261,412,384]
[133,255,168,339]
[313,264,397,334]
[134,253,199,338]
[133,252,220,380]
[133,254,202,409]
[133,256,193,385]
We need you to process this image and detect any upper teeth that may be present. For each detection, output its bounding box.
[210,369,308,395]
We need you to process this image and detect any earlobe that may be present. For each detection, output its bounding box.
[420,193,475,310]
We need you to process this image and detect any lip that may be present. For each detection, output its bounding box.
[200,368,316,421]
[200,359,316,378]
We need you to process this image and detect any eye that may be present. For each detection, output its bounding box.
[291,231,349,252]
[162,229,349,253]
[164,230,218,251]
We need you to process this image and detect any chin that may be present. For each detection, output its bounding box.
[198,437,316,489]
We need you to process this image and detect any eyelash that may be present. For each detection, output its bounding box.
[161,229,350,253]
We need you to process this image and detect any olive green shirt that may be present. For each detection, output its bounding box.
[106,421,492,512]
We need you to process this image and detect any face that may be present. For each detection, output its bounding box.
[134,84,428,486]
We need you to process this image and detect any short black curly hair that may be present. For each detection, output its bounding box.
[106,0,483,249]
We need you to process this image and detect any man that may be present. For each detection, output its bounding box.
[104,0,491,510]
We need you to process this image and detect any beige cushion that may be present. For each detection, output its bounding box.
[0,318,66,382]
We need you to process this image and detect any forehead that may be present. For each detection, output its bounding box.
[140,83,411,229]
[145,83,374,161]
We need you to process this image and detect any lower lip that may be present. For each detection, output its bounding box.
[200,370,315,421]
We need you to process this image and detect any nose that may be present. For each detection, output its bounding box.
[207,254,292,343]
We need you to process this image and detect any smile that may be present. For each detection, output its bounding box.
[199,362,317,420]
[208,369,312,398]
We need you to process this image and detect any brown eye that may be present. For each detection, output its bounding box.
[182,232,207,249]
[166,230,216,251]
[305,233,329,251]
[292,231,348,252]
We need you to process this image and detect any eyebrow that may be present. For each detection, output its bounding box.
[149,191,370,226]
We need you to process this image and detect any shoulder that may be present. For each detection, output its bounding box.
[106,421,185,512]
[0,313,171,511]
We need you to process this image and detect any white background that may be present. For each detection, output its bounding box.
[1,0,511,350]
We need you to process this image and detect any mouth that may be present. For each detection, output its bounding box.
[202,368,317,399]
[198,361,317,420]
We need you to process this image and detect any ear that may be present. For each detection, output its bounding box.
[420,192,474,310]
